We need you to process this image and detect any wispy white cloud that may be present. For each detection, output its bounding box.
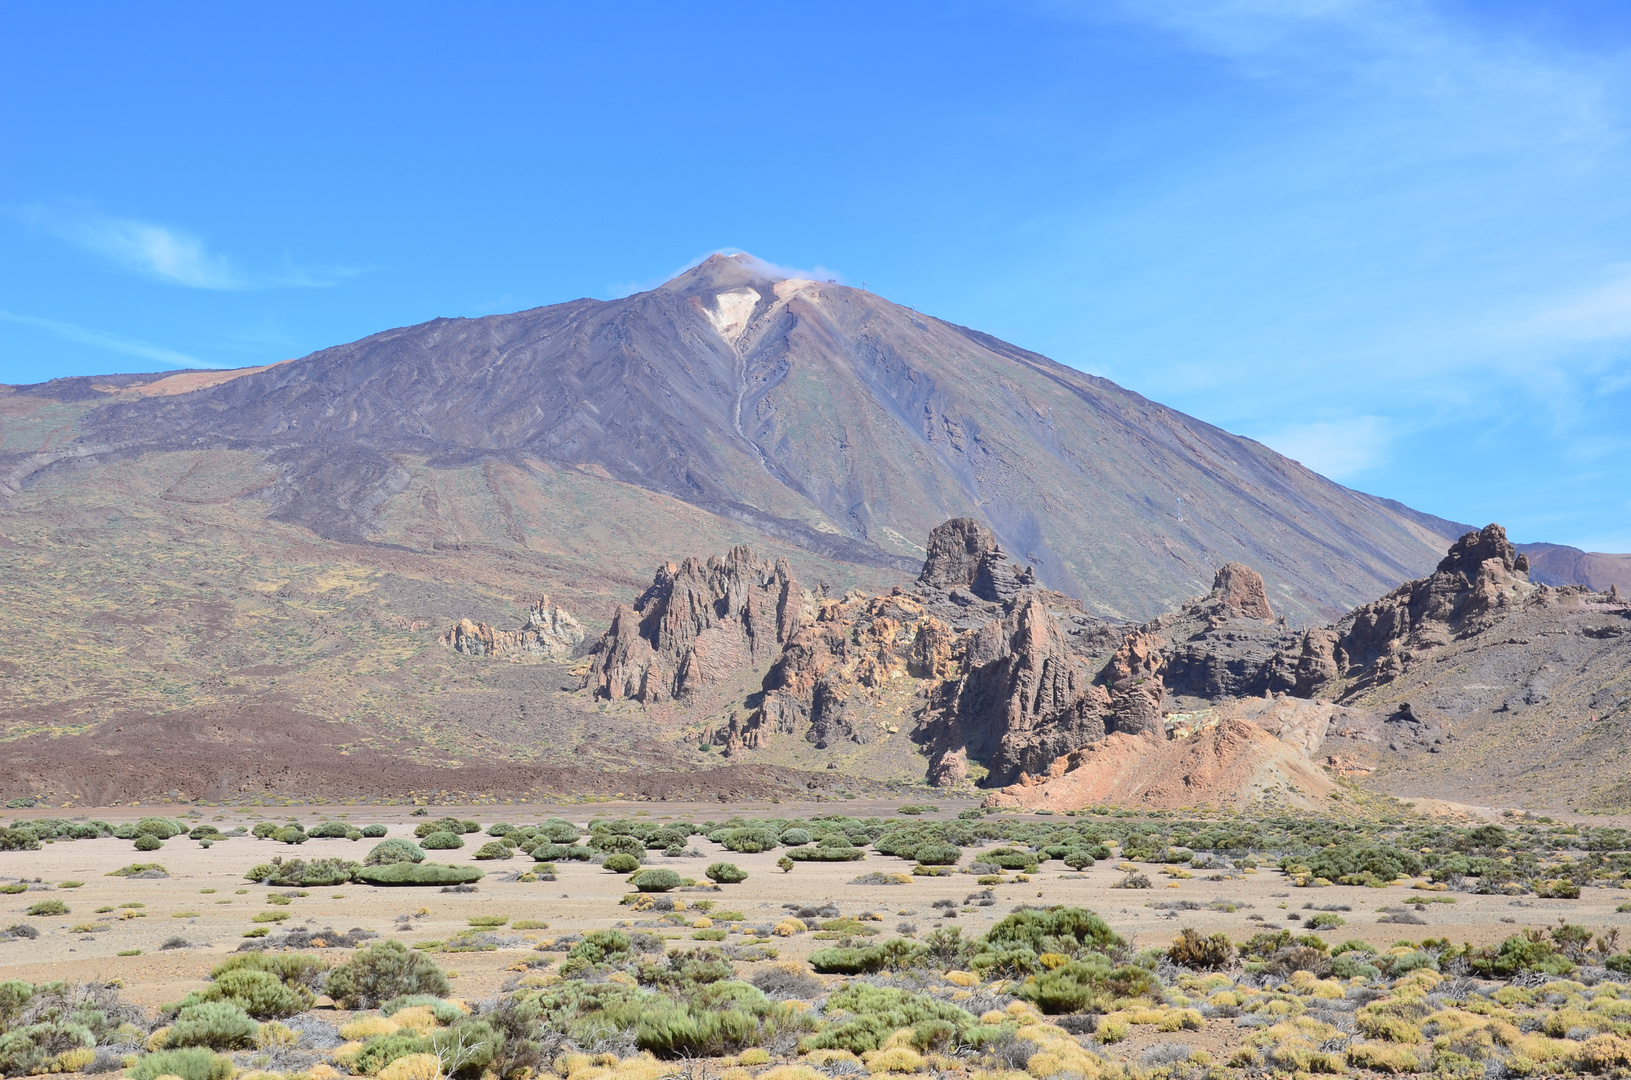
[20,205,358,290]
[1114,0,1614,149]
[1515,267,1631,343]
[1254,415,1392,480]
[0,309,219,370]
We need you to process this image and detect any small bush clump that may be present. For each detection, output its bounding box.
[630,869,682,893]
[127,1047,234,1080]
[325,940,452,1009]
[706,862,747,884]
[354,864,483,887]
[1167,927,1234,970]
[166,1001,260,1049]
[366,838,426,866]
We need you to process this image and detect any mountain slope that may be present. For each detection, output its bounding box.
[28,253,1462,621]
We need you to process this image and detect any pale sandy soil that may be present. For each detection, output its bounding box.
[5,798,1630,1016]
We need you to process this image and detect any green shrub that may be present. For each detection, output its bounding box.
[251,822,278,839]
[603,853,641,874]
[809,939,927,975]
[590,833,646,857]
[365,838,426,866]
[1017,958,1156,1013]
[706,863,747,884]
[127,1047,234,1080]
[1605,953,1631,975]
[567,929,632,966]
[354,863,483,887]
[779,828,812,846]
[325,940,451,1008]
[983,906,1121,958]
[270,826,307,845]
[0,1021,92,1075]
[786,845,864,861]
[1299,844,1422,884]
[1467,934,1577,978]
[361,824,389,838]
[211,951,327,989]
[182,967,311,1019]
[419,831,463,850]
[107,863,166,877]
[472,841,512,861]
[1330,953,1383,980]
[352,1032,430,1075]
[188,825,224,841]
[538,820,581,843]
[631,869,682,893]
[800,984,976,1054]
[1307,912,1346,930]
[531,843,589,862]
[414,817,469,838]
[134,817,185,839]
[245,857,358,887]
[25,899,67,916]
[167,1001,259,1049]
[135,834,164,851]
[1063,850,1097,870]
[0,828,42,852]
[981,847,1039,871]
[718,828,778,853]
[487,823,516,837]
[913,843,961,866]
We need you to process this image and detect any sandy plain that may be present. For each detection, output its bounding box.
[7,798,1631,1014]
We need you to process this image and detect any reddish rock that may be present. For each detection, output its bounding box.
[1210,563,1275,620]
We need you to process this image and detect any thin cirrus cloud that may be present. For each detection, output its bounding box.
[22,205,355,290]
[1252,416,1393,482]
[0,309,218,370]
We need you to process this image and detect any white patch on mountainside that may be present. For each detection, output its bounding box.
[705,288,760,343]
[772,279,818,301]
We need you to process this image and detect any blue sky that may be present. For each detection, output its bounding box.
[3,2,1629,551]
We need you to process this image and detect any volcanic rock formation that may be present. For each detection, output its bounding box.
[1293,523,1537,694]
[441,596,584,660]
[582,546,811,703]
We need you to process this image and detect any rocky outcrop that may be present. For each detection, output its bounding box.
[920,597,1112,786]
[1143,562,1301,701]
[441,596,584,660]
[1205,563,1276,620]
[918,518,996,589]
[750,590,935,749]
[916,517,1037,603]
[1295,523,1537,695]
[582,546,812,702]
[1102,630,1166,737]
